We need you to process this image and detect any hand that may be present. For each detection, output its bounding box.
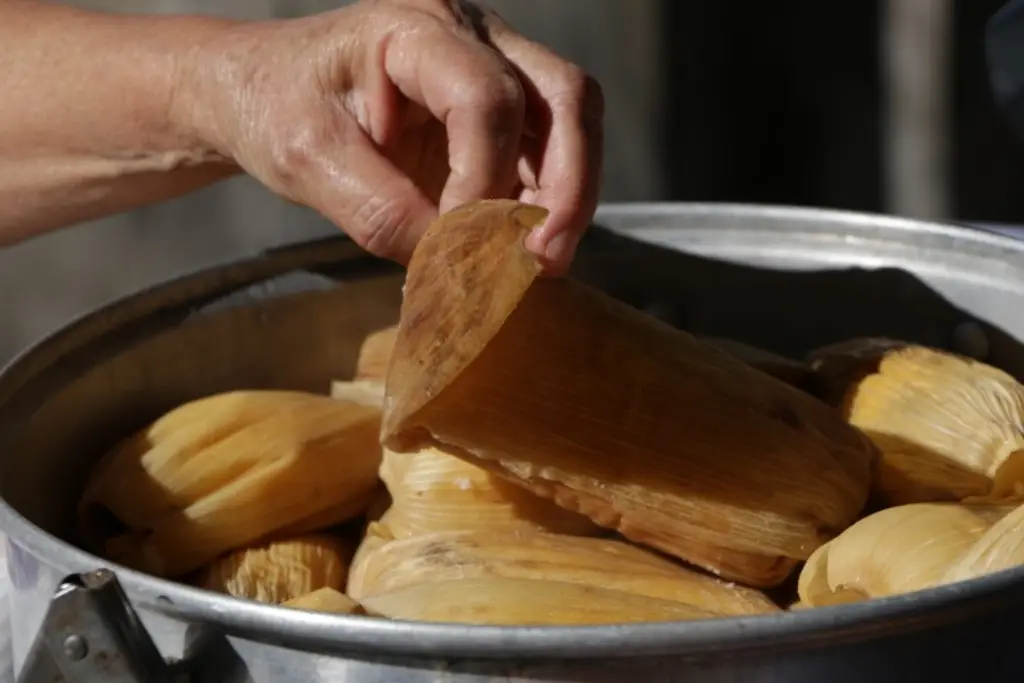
[178,0,604,275]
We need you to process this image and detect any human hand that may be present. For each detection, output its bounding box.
[177,0,604,275]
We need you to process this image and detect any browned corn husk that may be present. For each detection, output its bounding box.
[356,325,399,380]
[797,501,1014,607]
[356,328,815,393]
[282,587,360,614]
[197,534,351,604]
[379,199,878,588]
[809,340,1024,505]
[80,390,382,577]
[346,529,778,616]
[360,577,719,625]
[379,446,601,539]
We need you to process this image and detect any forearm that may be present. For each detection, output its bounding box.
[0,0,239,245]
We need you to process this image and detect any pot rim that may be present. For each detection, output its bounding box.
[4,201,1024,660]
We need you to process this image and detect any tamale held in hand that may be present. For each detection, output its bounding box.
[380,199,879,587]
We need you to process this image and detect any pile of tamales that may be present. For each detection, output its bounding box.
[76,201,1024,625]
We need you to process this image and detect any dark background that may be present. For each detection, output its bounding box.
[659,0,1024,221]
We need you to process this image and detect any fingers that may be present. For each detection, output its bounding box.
[299,127,437,265]
[382,13,525,213]
[483,13,605,275]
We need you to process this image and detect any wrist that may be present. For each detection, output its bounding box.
[162,15,245,167]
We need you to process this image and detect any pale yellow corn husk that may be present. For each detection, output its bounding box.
[79,390,382,577]
[361,577,719,625]
[197,534,351,604]
[346,529,778,616]
[797,502,1014,606]
[381,200,879,588]
[330,379,387,407]
[282,587,360,614]
[356,325,399,380]
[270,487,378,540]
[810,340,1024,505]
[332,377,599,537]
[942,501,1024,583]
[379,447,601,539]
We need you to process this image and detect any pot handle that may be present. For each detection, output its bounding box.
[17,569,187,683]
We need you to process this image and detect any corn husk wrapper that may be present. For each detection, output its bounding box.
[347,528,778,616]
[79,390,382,577]
[380,200,878,588]
[361,577,719,626]
[356,325,399,380]
[378,447,601,539]
[197,534,351,604]
[356,326,813,391]
[282,587,360,614]
[797,502,1014,606]
[942,501,1024,583]
[332,376,600,538]
[810,340,1024,505]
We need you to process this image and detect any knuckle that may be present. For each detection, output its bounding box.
[457,68,524,114]
[351,190,419,258]
[554,65,603,116]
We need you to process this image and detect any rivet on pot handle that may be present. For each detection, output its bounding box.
[17,569,188,683]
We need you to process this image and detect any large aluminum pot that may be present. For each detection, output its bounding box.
[2,204,1024,683]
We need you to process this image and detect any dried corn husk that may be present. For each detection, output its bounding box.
[282,587,360,614]
[80,390,382,577]
[797,502,1014,606]
[346,529,778,616]
[197,534,351,604]
[942,501,1024,583]
[810,340,1024,504]
[357,326,815,392]
[356,325,399,380]
[379,447,601,539]
[360,577,719,625]
[380,200,878,587]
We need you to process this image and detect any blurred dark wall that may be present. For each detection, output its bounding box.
[660,0,1024,223]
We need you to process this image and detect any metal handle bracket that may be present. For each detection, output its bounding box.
[17,569,186,683]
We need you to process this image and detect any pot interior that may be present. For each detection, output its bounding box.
[4,207,1024,588]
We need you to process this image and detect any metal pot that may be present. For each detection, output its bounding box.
[3,203,1024,683]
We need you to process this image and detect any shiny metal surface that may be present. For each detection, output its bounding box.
[2,203,1024,682]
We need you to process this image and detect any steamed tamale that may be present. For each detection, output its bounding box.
[380,200,878,587]
[80,390,381,577]
[361,577,719,625]
[197,534,351,604]
[347,528,779,616]
[810,340,1024,504]
[797,501,1014,606]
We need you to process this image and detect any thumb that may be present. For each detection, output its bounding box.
[300,132,437,265]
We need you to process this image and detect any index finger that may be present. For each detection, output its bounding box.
[382,15,526,212]
[482,12,605,274]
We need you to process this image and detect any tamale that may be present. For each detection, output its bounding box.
[797,501,1014,606]
[347,529,778,616]
[380,200,878,587]
[80,390,381,577]
[361,577,719,625]
[197,534,351,604]
[810,340,1024,504]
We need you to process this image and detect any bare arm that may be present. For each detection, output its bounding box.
[0,0,602,272]
[0,0,237,245]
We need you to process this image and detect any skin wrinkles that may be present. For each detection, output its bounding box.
[0,0,603,272]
